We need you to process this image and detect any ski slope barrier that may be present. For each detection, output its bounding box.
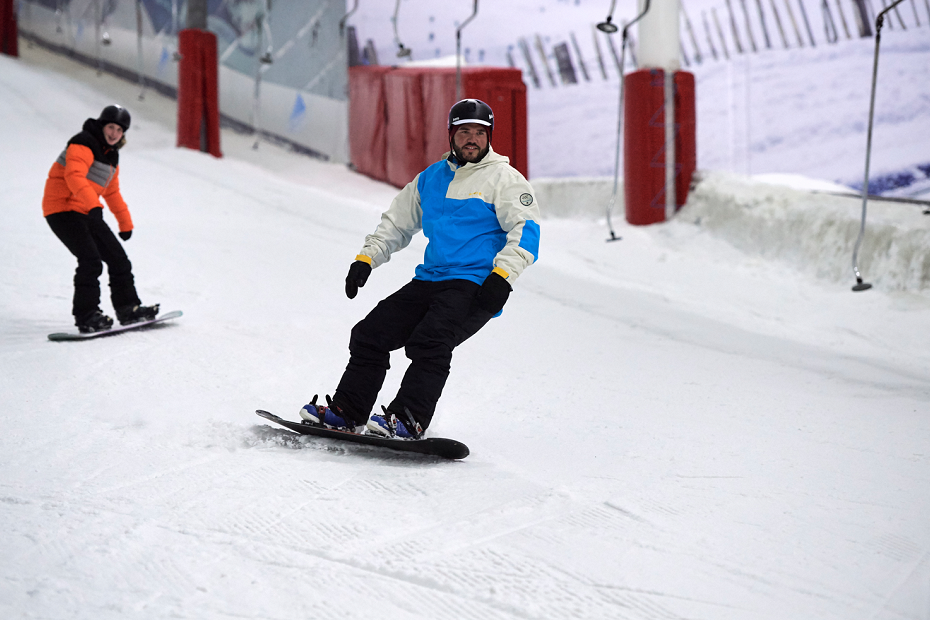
[533,171,930,292]
[681,171,930,292]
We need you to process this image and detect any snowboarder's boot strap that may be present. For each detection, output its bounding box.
[75,309,114,333]
[116,303,160,326]
[298,395,357,432]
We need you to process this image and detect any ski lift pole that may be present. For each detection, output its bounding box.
[852,0,907,292]
[600,0,652,242]
[340,0,358,36]
[94,0,101,74]
[456,0,479,101]
[252,2,273,150]
[136,0,145,100]
[392,0,412,58]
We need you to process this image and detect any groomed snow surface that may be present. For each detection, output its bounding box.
[2,43,929,620]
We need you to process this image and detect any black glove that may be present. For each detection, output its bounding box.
[119,230,132,241]
[476,271,511,314]
[345,260,372,299]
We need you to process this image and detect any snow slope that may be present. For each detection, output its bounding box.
[2,44,930,620]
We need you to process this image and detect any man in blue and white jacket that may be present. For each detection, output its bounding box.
[301,99,541,439]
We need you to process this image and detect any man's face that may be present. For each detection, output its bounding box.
[102,123,124,146]
[452,123,489,163]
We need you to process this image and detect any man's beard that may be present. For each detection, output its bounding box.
[452,141,489,164]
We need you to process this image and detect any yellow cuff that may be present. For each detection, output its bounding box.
[355,254,373,265]
[492,266,509,279]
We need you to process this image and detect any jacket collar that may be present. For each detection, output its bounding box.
[445,145,508,171]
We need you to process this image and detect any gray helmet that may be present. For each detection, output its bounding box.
[98,105,131,131]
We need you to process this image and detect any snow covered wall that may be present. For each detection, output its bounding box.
[17,0,349,162]
[530,172,930,292]
[682,171,930,291]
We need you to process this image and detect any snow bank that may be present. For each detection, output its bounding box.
[681,170,930,291]
[532,169,930,292]
[532,176,617,219]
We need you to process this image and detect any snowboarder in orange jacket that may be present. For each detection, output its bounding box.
[43,105,158,333]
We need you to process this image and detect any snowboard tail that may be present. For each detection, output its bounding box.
[255,410,469,460]
[48,310,183,341]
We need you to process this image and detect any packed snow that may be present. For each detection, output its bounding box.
[1,34,930,620]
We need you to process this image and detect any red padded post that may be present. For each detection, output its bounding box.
[0,0,18,58]
[177,29,221,158]
[623,68,695,226]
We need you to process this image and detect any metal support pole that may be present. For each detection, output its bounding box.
[852,0,907,292]
[136,0,145,100]
[339,0,358,36]
[456,0,478,101]
[601,0,652,241]
[392,0,412,58]
[94,0,101,75]
[251,2,273,150]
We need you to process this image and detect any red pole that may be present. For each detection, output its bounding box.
[623,68,696,226]
[1,0,19,58]
[176,29,222,157]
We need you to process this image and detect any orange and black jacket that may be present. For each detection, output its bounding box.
[42,118,133,233]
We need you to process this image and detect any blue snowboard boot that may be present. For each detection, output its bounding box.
[299,395,356,432]
[366,406,424,440]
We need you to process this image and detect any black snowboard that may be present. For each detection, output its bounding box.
[48,310,183,341]
[255,410,470,460]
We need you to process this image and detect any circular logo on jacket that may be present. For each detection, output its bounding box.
[520,193,534,206]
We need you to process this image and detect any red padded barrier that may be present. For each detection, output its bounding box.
[623,69,695,226]
[420,68,528,179]
[383,69,429,188]
[0,0,18,57]
[348,66,392,183]
[177,29,222,158]
[349,66,528,188]
[466,69,528,178]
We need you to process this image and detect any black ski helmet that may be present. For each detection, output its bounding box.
[98,104,131,131]
[448,98,493,143]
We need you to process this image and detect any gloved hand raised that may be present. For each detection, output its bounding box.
[119,230,132,241]
[476,271,511,314]
[345,260,372,299]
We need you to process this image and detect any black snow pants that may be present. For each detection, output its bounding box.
[333,278,495,429]
[46,208,141,318]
